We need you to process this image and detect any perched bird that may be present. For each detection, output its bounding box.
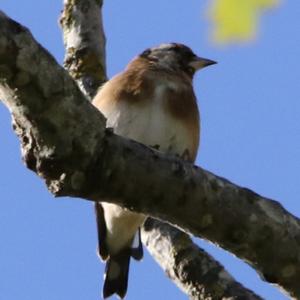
[92,43,216,299]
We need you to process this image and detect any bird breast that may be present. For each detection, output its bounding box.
[95,79,199,159]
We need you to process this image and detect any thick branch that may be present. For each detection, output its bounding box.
[0,11,106,183]
[142,219,263,300]
[1,12,300,299]
[60,0,106,100]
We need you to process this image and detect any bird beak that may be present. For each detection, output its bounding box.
[189,57,217,70]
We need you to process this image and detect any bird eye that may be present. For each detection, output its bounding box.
[187,66,195,74]
[140,49,151,58]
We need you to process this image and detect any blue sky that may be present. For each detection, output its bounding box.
[0,1,299,299]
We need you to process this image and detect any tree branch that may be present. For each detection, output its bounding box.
[0,10,106,183]
[142,219,263,299]
[1,11,299,299]
[60,0,106,100]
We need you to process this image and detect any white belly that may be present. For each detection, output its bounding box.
[103,98,192,156]
[102,202,145,254]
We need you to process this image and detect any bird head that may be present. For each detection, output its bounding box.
[139,43,217,77]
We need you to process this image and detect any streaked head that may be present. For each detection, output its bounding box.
[139,43,216,77]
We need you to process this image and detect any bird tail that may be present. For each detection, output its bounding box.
[103,251,131,299]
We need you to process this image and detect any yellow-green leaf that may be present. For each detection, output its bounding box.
[209,0,279,44]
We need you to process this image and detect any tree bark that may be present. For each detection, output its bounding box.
[60,0,107,100]
[142,219,263,299]
[0,10,299,300]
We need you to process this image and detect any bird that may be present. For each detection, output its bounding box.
[92,43,216,299]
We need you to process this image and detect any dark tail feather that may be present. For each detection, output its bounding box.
[103,251,131,299]
[131,228,143,261]
[95,202,108,260]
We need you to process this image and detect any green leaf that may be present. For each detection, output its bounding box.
[209,0,279,44]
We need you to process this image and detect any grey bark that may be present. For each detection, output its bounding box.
[60,0,107,100]
[142,219,263,300]
[0,9,299,300]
